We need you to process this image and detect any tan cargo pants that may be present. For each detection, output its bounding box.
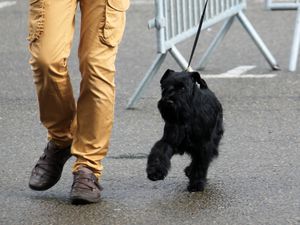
[27,0,129,178]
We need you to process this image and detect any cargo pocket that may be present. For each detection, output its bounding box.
[27,0,45,42]
[99,0,130,47]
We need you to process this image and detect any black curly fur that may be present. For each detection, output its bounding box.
[146,69,224,192]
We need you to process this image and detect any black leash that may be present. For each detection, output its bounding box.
[186,0,209,71]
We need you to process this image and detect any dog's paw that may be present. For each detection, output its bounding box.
[146,164,168,181]
[146,154,170,181]
[146,157,169,181]
[187,180,206,192]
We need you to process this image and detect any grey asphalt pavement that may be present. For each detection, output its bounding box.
[0,0,299,225]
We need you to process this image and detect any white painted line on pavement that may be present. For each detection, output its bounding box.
[130,0,154,5]
[202,74,277,79]
[202,65,277,79]
[220,65,256,76]
[0,1,16,9]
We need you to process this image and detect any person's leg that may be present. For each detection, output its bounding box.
[70,0,129,203]
[28,0,77,190]
[28,0,78,147]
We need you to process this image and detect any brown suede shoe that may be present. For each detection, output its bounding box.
[70,166,103,205]
[29,141,71,191]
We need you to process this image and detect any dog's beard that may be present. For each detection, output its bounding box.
[158,96,192,123]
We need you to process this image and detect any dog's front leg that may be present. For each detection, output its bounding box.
[147,123,184,181]
[146,140,173,181]
[185,158,209,192]
[186,141,216,192]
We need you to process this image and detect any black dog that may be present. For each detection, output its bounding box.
[146,69,224,192]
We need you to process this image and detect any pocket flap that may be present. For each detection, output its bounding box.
[107,0,130,12]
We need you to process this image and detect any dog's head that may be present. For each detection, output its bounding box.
[158,69,207,123]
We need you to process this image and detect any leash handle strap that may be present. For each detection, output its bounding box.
[187,0,209,70]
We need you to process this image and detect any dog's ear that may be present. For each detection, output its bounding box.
[160,69,174,84]
[191,71,208,89]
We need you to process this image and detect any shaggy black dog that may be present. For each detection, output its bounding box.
[146,69,224,192]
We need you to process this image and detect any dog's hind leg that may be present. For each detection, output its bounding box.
[146,140,174,181]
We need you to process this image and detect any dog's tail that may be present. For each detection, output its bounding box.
[213,112,224,156]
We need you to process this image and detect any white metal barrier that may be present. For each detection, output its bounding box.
[127,0,279,109]
[265,0,300,71]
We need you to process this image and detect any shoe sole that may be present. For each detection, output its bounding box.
[70,195,101,205]
[28,175,61,191]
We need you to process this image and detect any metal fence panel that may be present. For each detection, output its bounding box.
[153,0,247,53]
